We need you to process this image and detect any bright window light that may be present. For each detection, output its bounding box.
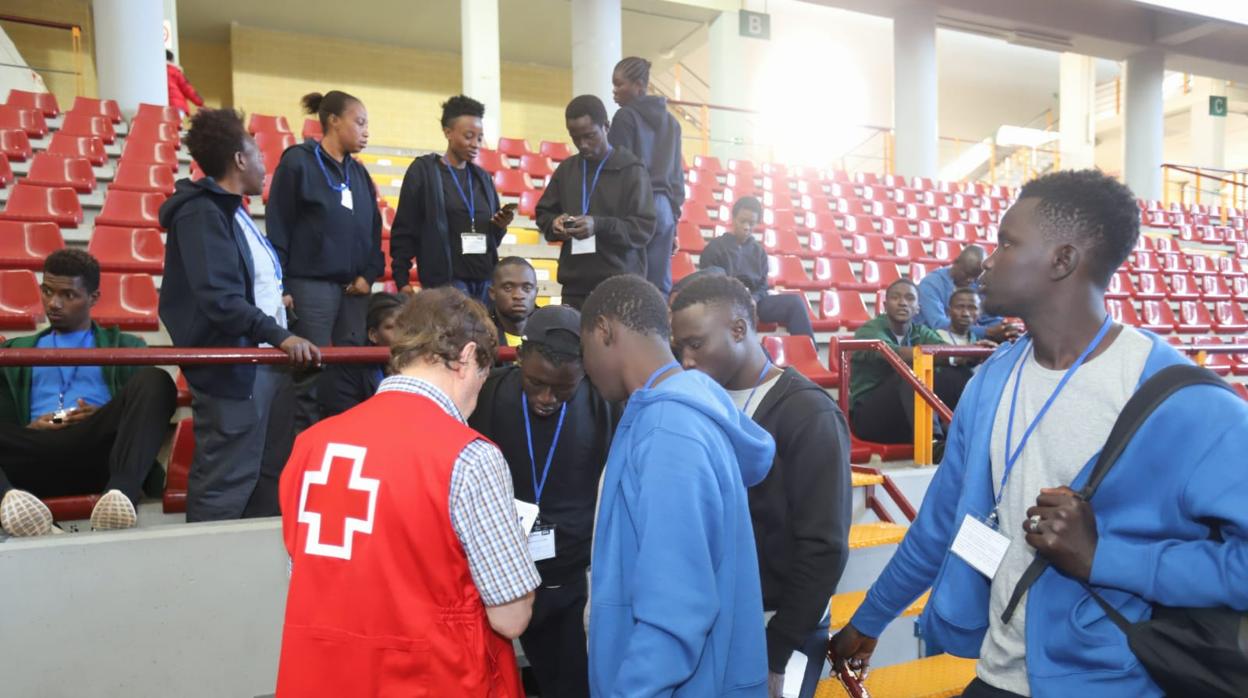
[995,125,1060,148]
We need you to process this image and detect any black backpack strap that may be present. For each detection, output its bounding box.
[1001,363,1228,624]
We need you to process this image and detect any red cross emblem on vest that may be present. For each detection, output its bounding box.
[297,443,380,560]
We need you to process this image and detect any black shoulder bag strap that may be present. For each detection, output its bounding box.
[1001,363,1229,624]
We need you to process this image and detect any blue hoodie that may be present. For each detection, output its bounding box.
[850,332,1248,697]
[589,369,775,697]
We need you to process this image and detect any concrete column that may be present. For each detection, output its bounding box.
[1123,49,1165,201]
[708,10,750,161]
[1058,53,1096,170]
[571,0,621,118]
[93,0,167,114]
[1190,76,1226,170]
[162,0,179,61]
[461,0,503,143]
[893,4,938,179]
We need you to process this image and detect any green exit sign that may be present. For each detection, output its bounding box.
[1210,95,1228,117]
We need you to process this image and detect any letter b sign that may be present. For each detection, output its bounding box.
[739,10,770,40]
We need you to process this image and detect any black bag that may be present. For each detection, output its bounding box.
[1002,364,1248,698]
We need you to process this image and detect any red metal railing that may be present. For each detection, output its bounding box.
[0,345,518,366]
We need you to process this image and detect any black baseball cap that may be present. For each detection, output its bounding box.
[521,305,582,356]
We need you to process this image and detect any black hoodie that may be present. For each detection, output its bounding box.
[748,367,853,673]
[608,95,685,216]
[158,178,292,399]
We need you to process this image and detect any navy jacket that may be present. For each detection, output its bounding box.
[158,178,292,399]
[608,95,685,217]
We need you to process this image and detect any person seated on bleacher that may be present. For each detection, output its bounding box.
[536,95,656,309]
[918,244,1020,341]
[487,256,538,349]
[699,196,816,341]
[831,170,1248,698]
[671,275,851,698]
[159,107,320,523]
[849,278,966,445]
[470,305,619,698]
[317,292,404,419]
[0,250,177,536]
[389,95,516,305]
[934,288,995,391]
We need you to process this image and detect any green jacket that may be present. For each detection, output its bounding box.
[849,314,946,405]
[0,324,147,426]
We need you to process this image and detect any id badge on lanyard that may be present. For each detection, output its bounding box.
[462,233,488,255]
[340,188,353,210]
[951,514,1011,578]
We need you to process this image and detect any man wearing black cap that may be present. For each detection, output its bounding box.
[469,304,619,698]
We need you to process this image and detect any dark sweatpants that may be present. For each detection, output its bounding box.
[961,678,1026,697]
[286,278,368,433]
[851,367,972,444]
[518,577,589,698]
[758,293,816,340]
[0,367,177,504]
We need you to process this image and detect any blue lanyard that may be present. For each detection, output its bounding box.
[995,315,1114,517]
[313,144,350,192]
[236,209,284,289]
[50,330,90,409]
[443,160,477,232]
[643,360,680,390]
[522,393,567,507]
[742,360,773,414]
[581,148,612,216]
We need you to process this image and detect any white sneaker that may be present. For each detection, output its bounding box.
[90,490,137,531]
[1,489,54,537]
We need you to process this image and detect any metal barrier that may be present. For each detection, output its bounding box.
[0,345,518,366]
[0,14,86,97]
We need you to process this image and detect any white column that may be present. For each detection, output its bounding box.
[571,0,621,118]
[893,4,938,178]
[1190,76,1226,170]
[1123,49,1165,201]
[1058,53,1096,170]
[93,0,167,114]
[462,0,503,144]
[162,0,179,61]
[708,11,750,161]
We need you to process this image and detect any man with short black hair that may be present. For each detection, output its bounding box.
[580,274,773,696]
[537,95,656,309]
[918,245,1018,341]
[470,305,617,698]
[0,250,177,536]
[671,274,851,698]
[488,256,538,349]
[832,170,1248,698]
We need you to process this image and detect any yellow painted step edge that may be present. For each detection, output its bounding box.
[851,472,885,487]
[849,522,907,549]
[829,590,929,630]
[814,654,976,698]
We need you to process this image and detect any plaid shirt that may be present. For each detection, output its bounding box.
[378,375,540,606]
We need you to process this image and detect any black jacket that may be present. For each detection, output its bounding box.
[158,178,292,399]
[317,361,383,419]
[700,233,770,302]
[469,366,619,585]
[607,95,685,216]
[389,153,503,289]
[535,148,656,298]
[265,141,385,284]
[749,367,853,672]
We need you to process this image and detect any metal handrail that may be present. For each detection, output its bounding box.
[0,345,519,366]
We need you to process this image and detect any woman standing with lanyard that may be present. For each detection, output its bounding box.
[267,90,384,432]
[389,95,515,304]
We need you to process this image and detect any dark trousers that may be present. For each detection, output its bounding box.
[286,278,368,432]
[187,366,294,522]
[451,278,492,306]
[0,367,176,504]
[758,293,816,340]
[796,613,831,698]
[518,577,589,698]
[851,368,969,444]
[645,193,676,297]
[961,678,1026,698]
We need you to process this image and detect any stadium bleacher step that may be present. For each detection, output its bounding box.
[851,471,886,487]
[813,653,976,698]
[840,522,908,612]
[848,522,906,549]
[827,589,928,668]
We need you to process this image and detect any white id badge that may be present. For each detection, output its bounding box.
[951,514,1011,579]
[340,188,354,210]
[571,235,596,255]
[461,232,488,255]
[528,525,556,561]
[514,499,539,536]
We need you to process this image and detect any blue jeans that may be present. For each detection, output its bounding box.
[645,193,676,297]
[451,278,492,306]
[797,613,831,698]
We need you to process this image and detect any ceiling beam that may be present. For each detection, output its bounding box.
[1154,14,1221,46]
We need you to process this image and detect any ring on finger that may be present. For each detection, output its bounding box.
[1027,514,1043,533]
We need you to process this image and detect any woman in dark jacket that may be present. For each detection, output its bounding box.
[389,95,515,304]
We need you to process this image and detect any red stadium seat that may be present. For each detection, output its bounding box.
[918,221,948,239]
[1176,300,1213,333]
[768,255,821,290]
[518,189,542,219]
[680,200,715,228]
[694,155,724,175]
[497,137,533,159]
[94,191,167,229]
[1213,301,1248,334]
[1105,271,1136,300]
[1106,299,1142,327]
[254,130,296,158]
[539,141,572,162]
[7,89,59,117]
[91,273,159,330]
[59,110,116,144]
[47,132,107,166]
[1,183,83,227]
[473,148,507,174]
[1199,274,1233,300]
[1189,254,1218,276]
[820,289,873,331]
[127,118,180,149]
[25,153,95,193]
[909,261,931,283]
[1139,300,1177,333]
[671,251,697,284]
[174,370,191,407]
[519,154,554,180]
[1191,337,1233,376]
[493,169,535,197]
[1233,277,1248,302]
[765,208,799,234]
[0,220,64,270]
[1160,253,1190,273]
[850,234,904,263]
[134,103,179,124]
[1134,272,1167,300]
[0,105,47,138]
[0,129,32,161]
[1165,273,1201,301]
[248,114,291,134]
[891,236,927,263]
[0,269,44,329]
[111,161,176,195]
[301,118,323,142]
[815,258,864,290]
[163,418,194,513]
[0,154,10,188]
[676,221,706,253]
[807,231,848,259]
[841,214,878,235]
[880,217,913,236]
[87,226,165,273]
[765,228,813,259]
[763,335,837,387]
[920,239,961,265]
[120,139,178,171]
[70,96,122,123]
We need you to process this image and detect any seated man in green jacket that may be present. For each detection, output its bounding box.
[849,278,964,445]
[0,250,177,536]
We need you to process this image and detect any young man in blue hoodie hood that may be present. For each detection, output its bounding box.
[831,170,1248,697]
[580,274,774,697]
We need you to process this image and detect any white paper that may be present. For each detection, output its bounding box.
[781,652,810,698]
[529,527,556,561]
[951,514,1011,579]
[571,235,597,255]
[461,233,487,255]
[514,499,539,536]
[340,188,354,210]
